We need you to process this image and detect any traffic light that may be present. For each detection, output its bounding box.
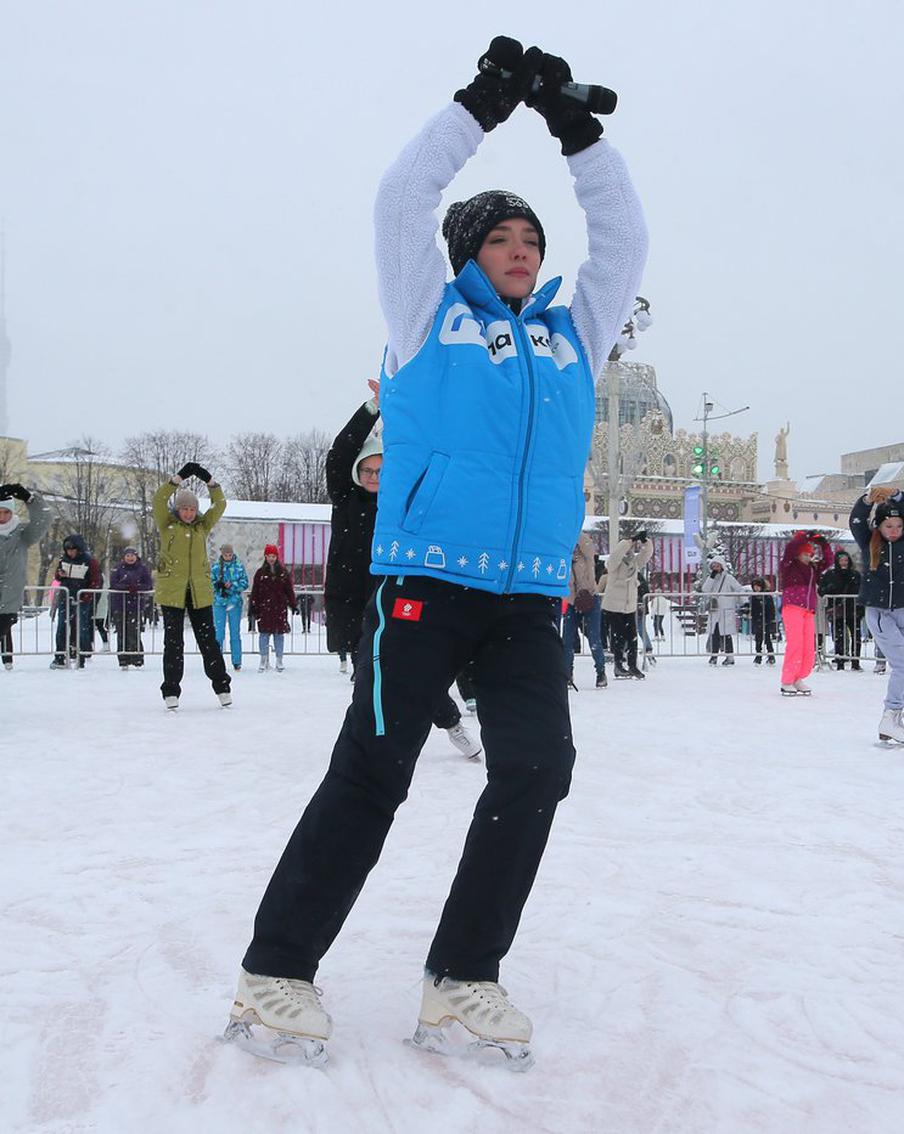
[691,442,720,478]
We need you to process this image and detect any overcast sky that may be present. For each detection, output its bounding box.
[1,1,901,486]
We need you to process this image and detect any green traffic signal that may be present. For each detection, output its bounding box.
[692,444,705,457]
[692,463,704,476]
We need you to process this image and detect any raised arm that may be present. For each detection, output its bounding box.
[375,38,541,375]
[525,51,648,377]
[22,490,52,547]
[326,401,381,503]
[374,104,483,375]
[568,142,649,377]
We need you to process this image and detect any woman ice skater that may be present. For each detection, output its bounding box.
[227,36,647,1068]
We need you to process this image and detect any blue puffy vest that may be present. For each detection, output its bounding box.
[371,261,595,597]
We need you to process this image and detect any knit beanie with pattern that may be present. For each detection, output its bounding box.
[442,190,546,278]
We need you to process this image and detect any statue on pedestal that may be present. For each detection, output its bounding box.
[774,422,790,480]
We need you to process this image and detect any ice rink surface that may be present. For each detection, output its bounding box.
[5,651,903,1134]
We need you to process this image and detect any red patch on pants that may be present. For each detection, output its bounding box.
[392,597,423,622]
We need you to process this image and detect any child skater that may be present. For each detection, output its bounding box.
[779,530,833,696]
[849,486,904,742]
[227,37,647,1067]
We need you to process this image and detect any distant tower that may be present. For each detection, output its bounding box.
[0,229,10,436]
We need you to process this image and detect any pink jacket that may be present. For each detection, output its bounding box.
[780,533,833,612]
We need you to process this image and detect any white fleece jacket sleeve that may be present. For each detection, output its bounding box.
[567,140,649,378]
[374,102,484,376]
[374,103,648,381]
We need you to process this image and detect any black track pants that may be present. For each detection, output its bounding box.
[243,576,575,983]
[160,594,230,698]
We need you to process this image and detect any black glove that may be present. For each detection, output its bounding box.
[454,37,543,132]
[0,483,31,502]
[634,530,648,543]
[527,52,604,156]
[176,462,211,483]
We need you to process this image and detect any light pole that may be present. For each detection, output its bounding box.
[694,392,749,541]
[605,297,652,555]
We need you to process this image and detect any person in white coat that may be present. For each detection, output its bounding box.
[601,530,653,678]
[700,556,747,665]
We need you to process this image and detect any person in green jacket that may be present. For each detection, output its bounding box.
[153,462,232,709]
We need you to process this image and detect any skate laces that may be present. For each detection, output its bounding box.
[459,980,514,1011]
[273,977,324,1007]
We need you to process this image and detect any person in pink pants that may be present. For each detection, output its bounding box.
[779,531,833,695]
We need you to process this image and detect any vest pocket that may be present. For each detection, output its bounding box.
[400,452,451,534]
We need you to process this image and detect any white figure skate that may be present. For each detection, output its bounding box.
[447,723,482,761]
[222,969,332,1067]
[218,691,233,707]
[878,709,904,744]
[407,975,534,1071]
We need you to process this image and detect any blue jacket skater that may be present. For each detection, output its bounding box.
[211,557,249,607]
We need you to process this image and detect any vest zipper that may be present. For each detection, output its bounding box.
[505,315,537,592]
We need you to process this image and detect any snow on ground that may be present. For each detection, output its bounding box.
[4,651,904,1134]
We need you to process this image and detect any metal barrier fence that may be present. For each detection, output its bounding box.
[6,586,881,673]
[65,587,331,664]
[3,587,333,665]
[634,591,878,668]
[4,586,71,663]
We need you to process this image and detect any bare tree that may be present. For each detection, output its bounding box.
[224,432,283,501]
[708,522,766,581]
[220,429,331,503]
[120,430,219,562]
[274,429,330,503]
[37,438,122,566]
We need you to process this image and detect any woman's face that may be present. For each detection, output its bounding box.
[123,552,137,564]
[477,219,542,300]
[178,505,198,523]
[265,552,278,564]
[222,549,234,560]
[0,507,12,524]
[879,517,904,542]
[357,456,383,495]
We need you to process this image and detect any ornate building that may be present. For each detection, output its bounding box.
[587,361,759,522]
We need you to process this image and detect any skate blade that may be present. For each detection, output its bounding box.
[406,1021,534,1072]
[878,735,904,745]
[221,1019,328,1067]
